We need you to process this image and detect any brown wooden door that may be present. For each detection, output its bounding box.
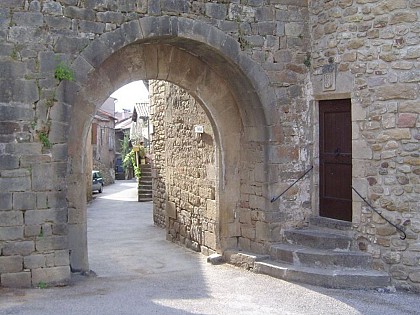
[319,99,352,222]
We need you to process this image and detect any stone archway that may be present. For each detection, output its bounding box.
[66,17,275,271]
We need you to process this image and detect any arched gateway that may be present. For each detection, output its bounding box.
[1,1,419,291]
[67,16,273,272]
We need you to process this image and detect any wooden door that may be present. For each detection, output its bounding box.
[319,99,352,222]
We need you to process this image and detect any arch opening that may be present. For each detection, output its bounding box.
[67,31,270,271]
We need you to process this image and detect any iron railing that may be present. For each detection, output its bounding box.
[352,187,406,240]
[271,166,313,203]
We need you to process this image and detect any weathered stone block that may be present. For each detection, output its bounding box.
[382,251,401,264]
[52,223,68,235]
[379,129,412,141]
[238,208,252,224]
[166,200,177,219]
[12,12,43,26]
[0,226,23,240]
[409,271,420,283]
[0,61,25,78]
[203,231,217,250]
[399,101,420,114]
[35,235,68,251]
[206,199,216,219]
[285,22,304,36]
[32,163,67,191]
[24,225,42,237]
[54,250,70,266]
[81,37,112,68]
[55,37,90,54]
[1,272,31,288]
[3,241,34,255]
[25,209,68,225]
[79,20,105,34]
[0,211,23,226]
[0,154,19,170]
[42,1,63,15]
[0,193,12,210]
[397,113,417,128]
[205,3,227,19]
[31,266,70,286]
[13,192,36,210]
[24,254,46,269]
[44,15,72,29]
[0,79,39,103]
[97,11,124,24]
[227,220,241,237]
[390,265,409,280]
[400,70,420,83]
[0,105,34,123]
[389,12,417,25]
[161,0,188,13]
[0,255,23,273]
[376,84,418,100]
[63,6,95,20]
[256,221,270,241]
[241,225,256,239]
[352,141,373,159]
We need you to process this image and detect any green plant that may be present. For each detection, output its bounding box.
[30,117,38,130]
[304,53,311,68]
[37,281,47,289]
[10,49,18,60]
[54,62,74,81]
[46,97,56,108]
[38,131,52,148]
[123,149,141,179]
[120,132,131,169]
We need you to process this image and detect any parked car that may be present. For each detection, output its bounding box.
[92,170,103,193]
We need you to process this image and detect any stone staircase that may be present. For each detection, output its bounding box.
[225,216,390,289]
[138,164,152,202]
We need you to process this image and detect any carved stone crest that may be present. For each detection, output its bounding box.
[322,63,336,91]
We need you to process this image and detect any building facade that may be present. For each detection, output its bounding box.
[0,1,418,291]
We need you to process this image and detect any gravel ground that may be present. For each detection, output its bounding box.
[1,180,419,315]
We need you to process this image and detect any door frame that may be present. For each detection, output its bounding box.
[312,95,354,223]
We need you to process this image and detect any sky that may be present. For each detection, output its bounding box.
[110,81,149,112]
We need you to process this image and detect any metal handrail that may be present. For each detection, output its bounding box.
[271,166,313,203]
[352,187,406,240]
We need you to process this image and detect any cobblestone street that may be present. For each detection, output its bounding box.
[0,180,419,315]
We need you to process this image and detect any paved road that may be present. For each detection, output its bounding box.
[1,180,419,315]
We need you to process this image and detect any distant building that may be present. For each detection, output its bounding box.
[131,102,150,148]
[90,98,117,186]
[114,115,133,179]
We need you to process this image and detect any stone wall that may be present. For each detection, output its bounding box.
[0,0,418,291]
[150,80,217,255]
[309,0,419,291]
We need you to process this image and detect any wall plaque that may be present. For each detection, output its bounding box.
[322,63,336,91]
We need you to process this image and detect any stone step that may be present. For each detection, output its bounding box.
[138,193,152,198]
[284,229,353,250]
[309,216,353,231]
[270,243,372,269]
[254,260,390,289]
